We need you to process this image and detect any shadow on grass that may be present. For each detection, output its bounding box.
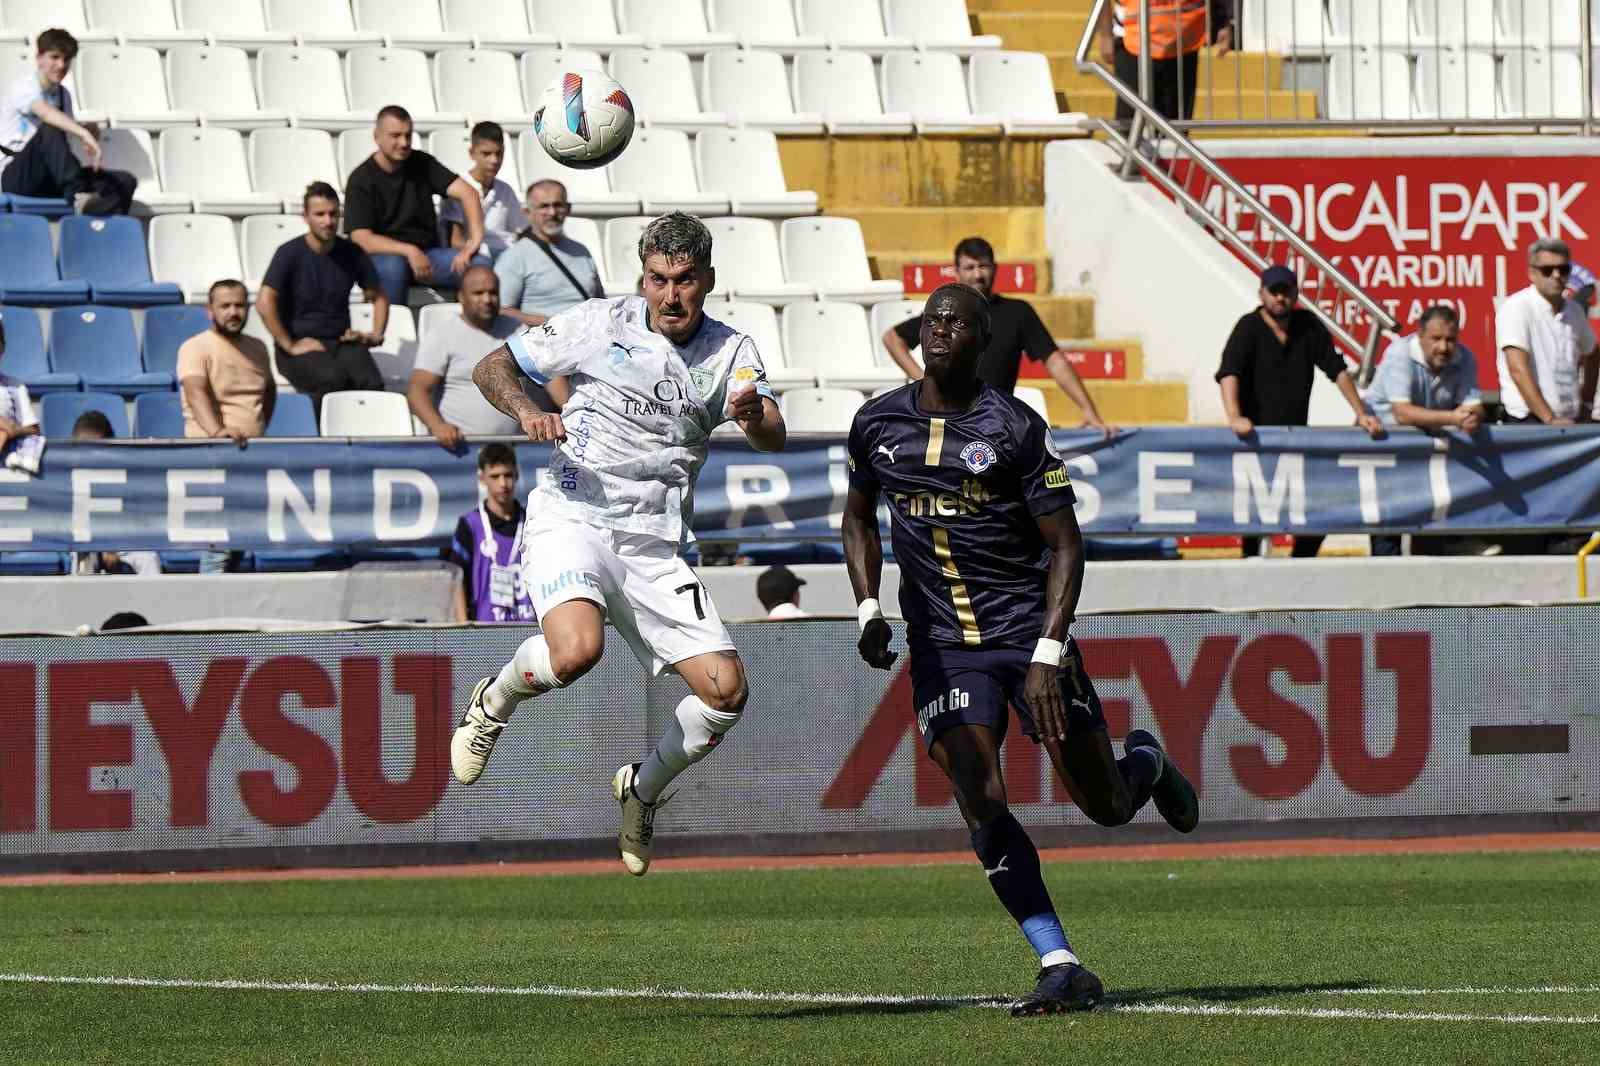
[1106,980,1376,1007]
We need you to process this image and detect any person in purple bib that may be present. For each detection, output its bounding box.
[445,443,535,623]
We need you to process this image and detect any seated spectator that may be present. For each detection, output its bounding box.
[0,318,42,474]
[0,30,97,209]
[69,411,159,576]
[407,265,558,448]
[444,443,534,623]
[100,611,149,631]
[257,182,388,416]
[346,105,488,307]
[494,179,603,326]
[756,565,808,619]
[441,122,521,261]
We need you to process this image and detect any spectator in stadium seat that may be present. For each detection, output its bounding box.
[0,29,99,210]
[346,105,488,308]
[444,442,535,623]
[441,122,521,262]
[756,565,808,619]
[257,182,388,417]
[408,264,558,449]
[881,237,1115,436]
[494,179,603,326]
[0,319,43,476]
[1097,1,1233,123]
[1217,264,1384,559]
[1497,238,1598,428]
[69,411,159,576]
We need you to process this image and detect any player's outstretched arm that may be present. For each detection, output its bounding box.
[843,484,896,669]
[1026,505,1086,740]
[730,391,786,452]
[473,345,566,442]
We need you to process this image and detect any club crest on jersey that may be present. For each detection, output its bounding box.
[960,440,997,474]
[688,366,714,398]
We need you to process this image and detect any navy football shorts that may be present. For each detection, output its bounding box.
[908,640,1107,751]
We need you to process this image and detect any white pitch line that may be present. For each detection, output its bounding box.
[1321,986,1600,997]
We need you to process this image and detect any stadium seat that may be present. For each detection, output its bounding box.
[792,51,915,136]
[337,129,389,182]
[320,390,412,436]
[265,392,318,436]
[515,131,639,216]
[1325,49,1414,119]
[780,217,902,304]
[349,303,418,388]
[353,0,473,51]
[250,548,354,572]
[1239,0,1331,51]
[601,216,650,294]
[166,45,289,131]
[84,0,207,49]
[414,302,455,350]
[241,215,304,289]
[264,0,384,50]
[148,214,247,303]
[780,386,864,433]
[1501,0,1583,47]
[249,128,343,213]
[869,297,925,368]
[0,306,76,393]
[1501,47,1584,119]
[92,128,189,216]
[703,216,814,306]
[141,304,211,378]
[881,51,1002,134]
[1014,386,1051,423]
[519,47,604,110]
[133,391,185,438]
[0,552,69,575]
[57,216,183,307]
[255,46,366,131]
[1327,0,1427,47]
[608,48,729,133]
[526,0,644,50]
[616,0,737,54]
[1414,46,1499,119]
[882,0,1002,54]
[704,299,812,390]
[51,305,172,396]
[429,128,522,199]
[346,47,466,132]
[433,48,526,126]
[608,129,729,216]
[439,0,557,50]
[694,129,816,217]
[968,51,1082,135]
[39,390,130,438]
[1414,0,1503,48]
[794,0,914,52]
[173,0,294,49]
[159,128,281,217]
[705,0,827,51]
[701,50,824,135]
[781,302,903,391]
[74,44,197,131]
[559,216,606,279]
[0,216,90,306]
[0,0,114,44]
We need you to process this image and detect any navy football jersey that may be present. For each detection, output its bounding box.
[847,382,1076,650]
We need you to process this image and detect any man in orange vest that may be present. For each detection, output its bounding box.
[1097,0,1233,123]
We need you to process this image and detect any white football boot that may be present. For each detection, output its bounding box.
[612,763,672,876]
[450,678,504,785]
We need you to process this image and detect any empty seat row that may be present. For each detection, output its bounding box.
[0,214,178,306]
[1245,0,1599,52]
[0,303,204,394]
[1327,45,1599,120]
[36,388,318,437]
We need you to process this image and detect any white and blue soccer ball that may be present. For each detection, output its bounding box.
[534,69,635,170]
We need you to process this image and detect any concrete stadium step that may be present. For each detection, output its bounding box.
[974,11,1087,52]
[777,136,1063,211]
[847,205,1044,259]
[871,251,1056,295]
[1049,51,1290,93]
[1065,87,1320,121]
[1030,379,1189,425]
[969,0,1086,12]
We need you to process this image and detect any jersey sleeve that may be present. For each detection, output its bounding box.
[1016,411,1075,518]
[712,336,776,427]
[505,300,602,384]
[846,408,880,496]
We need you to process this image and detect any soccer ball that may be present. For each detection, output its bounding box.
[534,69,635,170]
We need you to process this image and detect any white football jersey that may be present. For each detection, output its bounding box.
[507,296,774,544]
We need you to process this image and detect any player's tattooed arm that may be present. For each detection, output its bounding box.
[474,345,566,442]
[843,484,896,669]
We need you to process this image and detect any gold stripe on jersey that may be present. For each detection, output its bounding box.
[932,527,983,646]
[924,418,946,466]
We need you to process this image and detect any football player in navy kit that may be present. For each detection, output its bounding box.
[841,283,1199,1016]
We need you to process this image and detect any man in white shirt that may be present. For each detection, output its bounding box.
[0,29,101,207]
[1496,237,1598,426]
[757,565,809,619]
[451,212,787,877]
[494,179,603,326]
[440,122,522,262]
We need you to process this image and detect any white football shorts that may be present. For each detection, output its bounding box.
[520,514,735,676]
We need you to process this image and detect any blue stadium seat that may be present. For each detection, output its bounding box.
[350,544,446,563]
[250,548,353,572]
[40,391,130,438]
[142,304,211,378]
[58,216,183,307]
[0,215,89,306]
[265,392,317,436]
[133,391,185,438]
[0,306,78,393]
[3,194,72,219]
[50,305,173,396]
[0,551,69,575]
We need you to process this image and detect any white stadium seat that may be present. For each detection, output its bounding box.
[92,127,190,214]
[159,127,282,216]
[1328,0,1427,47]
[338,128,404,181]
[1,0,113,42]
[345,47,466,132]
[249,128,343,212]
[166,45,288,131]
[349,304,418,389]
[793,0,914,52]
[516,131,640,216]
[265,0,384,49]
[780,387,865,433]
[173,0,294,49]
[434,48,526,125]
[882,0,1002,54]
[608,48,730,133]
[703,300,812,390]
[781,301,903,391]
[429,128,522,200]
[881,51,1001,134]
[607,128,729,215]
[320,390,413,436]
[602,216,650,295]
[1414,46,1498,119]
[149,214,246,302]
[694,129,817,217]
[792,51,914,136]
[616,0,738,54]
[706,0,827,52]
[440,0,556,51]
[1014,386,1051,422]
[1239,0,1330,51]
[1325,48,1415,119]
[781,217,902,304]
[1501,0,1583,47]
[241,214,303,288]
[701,50,824,135]
[416,302,455,351]
[352,0,473,52]
[74,44,197,131]
[704,216,814,306]
[561,216,606,281]
[85,0,207,49]
[520,48,605,111]
[1414,0,1503,48]
[1501,47,1584,119]
[968,51,1082,134]
[526,0,644,51]
[256,46,365,131]
[870,298,925,369]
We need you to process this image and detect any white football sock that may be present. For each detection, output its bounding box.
[633,694,741,803]
[1040,948,1080,968]
[482,634,563,721]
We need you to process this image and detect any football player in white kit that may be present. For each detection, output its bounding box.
[451,212,787,875]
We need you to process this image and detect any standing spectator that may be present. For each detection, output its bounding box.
[256,182,388,417]
[69,411,159,576]
[1217,264,1384,559]
[756,565,808,619]
[0,318,42,474]
[0,30,98,209]
[881,237,1116,436]
[1097,1,1233,123]
[440,122,521,261]
[345,105,488,307]
[1497,238,1598,427]
[407,265,558,448]
[444,443,535,623]
[494,179,603,326]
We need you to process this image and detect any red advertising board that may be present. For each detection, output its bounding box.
[902,261,1038,294]
[1019,347,1127,380]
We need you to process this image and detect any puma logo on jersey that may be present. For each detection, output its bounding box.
[609,342,645,366]
[875,444,899,463]
[984,855,1010,879]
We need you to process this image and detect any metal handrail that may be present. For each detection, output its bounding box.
[1076,0,1399,384]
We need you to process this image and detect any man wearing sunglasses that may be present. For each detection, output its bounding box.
[1496,238,1598,427]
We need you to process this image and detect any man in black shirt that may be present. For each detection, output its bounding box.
[1216,264,1383,557]
[345,105,488,307]
[256,181,389,416]
[881,237,1115,437]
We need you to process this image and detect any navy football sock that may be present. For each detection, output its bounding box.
[1118,747,1163,813]
[971,810,1074,964]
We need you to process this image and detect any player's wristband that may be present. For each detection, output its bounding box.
[1032,637,1065,666]
[857,598,884,632]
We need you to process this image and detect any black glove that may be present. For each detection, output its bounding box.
[857,617,898,670]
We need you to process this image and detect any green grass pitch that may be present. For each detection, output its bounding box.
[2,850,1596,1065]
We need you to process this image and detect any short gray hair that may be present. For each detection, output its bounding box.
[1529,237,1571,264]
[638,211,713,269]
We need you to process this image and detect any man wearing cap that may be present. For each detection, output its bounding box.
[756,565,808,620]
[1217,265,1383,559]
